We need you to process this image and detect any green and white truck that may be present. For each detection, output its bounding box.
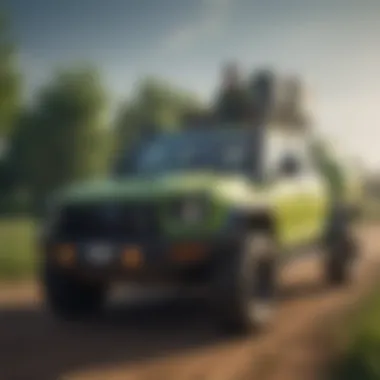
[39,70,362,334]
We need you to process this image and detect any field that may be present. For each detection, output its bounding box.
[0,218,38,280]
[332,290,380,380]
[363,199,380,221]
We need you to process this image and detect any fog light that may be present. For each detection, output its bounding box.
[122,247,143,268]
[56,244,75,267]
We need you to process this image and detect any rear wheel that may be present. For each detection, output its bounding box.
[43,262,106,321]
[324,232,357,286]
[210,231,277,335]
[323,207,358,286]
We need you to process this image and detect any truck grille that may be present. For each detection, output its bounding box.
[57,202,160,241]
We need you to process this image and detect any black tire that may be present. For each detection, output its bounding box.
[210,231,277,335]
[323,203,359,286]
[324,232,357,286]
[42,262,106,321]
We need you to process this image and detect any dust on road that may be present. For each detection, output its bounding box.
[0,224,379,380]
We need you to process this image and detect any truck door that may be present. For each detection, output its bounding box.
[265,133,329,249]
[271,152,308,248]
[265,133,306,248]
[298,142,330,244]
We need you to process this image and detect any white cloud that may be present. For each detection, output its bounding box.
[160,0,233,52]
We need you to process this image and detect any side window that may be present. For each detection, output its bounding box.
[297,140,319,176]
[264,133,287,176]
[265,133,304,179]
[278,151,303,177]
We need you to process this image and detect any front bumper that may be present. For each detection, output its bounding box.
[43,235,238,285]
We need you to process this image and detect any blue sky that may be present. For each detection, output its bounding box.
[3,0,380,168]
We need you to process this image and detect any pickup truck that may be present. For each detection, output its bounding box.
[40,124,360,334]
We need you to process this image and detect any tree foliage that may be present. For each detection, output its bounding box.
[0,15,21,137]
[8,67,109,212]
[115,77,204,153]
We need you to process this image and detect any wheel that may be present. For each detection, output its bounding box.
[323,203,359,286]
[42,262,106,321]
[324,232,357,286]
[210,231,277,335]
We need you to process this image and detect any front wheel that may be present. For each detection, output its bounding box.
[42,262,106,321]
[210,231,277,335]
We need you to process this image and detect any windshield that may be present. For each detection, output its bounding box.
[116,129,260,177]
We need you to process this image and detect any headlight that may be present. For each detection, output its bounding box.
[170,197,209,224]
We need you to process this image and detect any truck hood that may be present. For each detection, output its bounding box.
[54,171,265,206]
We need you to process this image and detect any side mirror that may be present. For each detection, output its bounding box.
[278,155,301,178]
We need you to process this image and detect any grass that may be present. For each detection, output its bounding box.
[0,218,38,280]
[362,199,380,221]
[332,290,380,380]
[331,197,380,379]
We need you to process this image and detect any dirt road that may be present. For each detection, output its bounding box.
[1,224,380,380]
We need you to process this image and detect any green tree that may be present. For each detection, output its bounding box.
[0,13,22,214]
[115,77,204,154]
[213,62,251,124]
[0,14,21,137]
[9,67,110,213]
